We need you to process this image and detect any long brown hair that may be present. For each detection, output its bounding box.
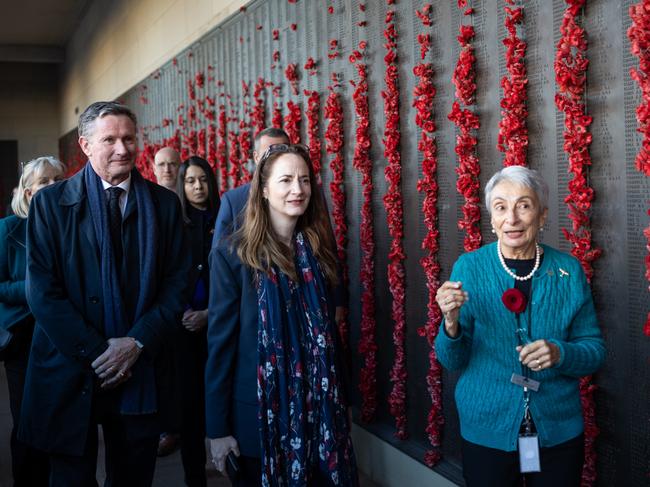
[235,144,339,286]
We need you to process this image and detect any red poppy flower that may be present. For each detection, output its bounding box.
[502,288,527,314]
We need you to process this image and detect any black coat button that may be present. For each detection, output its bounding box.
[89,296,99,304]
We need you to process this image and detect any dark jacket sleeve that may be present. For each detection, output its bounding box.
[127,190,190,357]
[205,245,241,438]
[213,192,234,248]
[0,218,26,305]
[25,192,107,365]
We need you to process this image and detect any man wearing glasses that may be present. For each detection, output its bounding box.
[153,147,181,194]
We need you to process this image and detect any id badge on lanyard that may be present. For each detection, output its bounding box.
[513,319,541,473]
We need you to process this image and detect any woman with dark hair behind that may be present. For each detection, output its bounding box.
[1,156,65,486]
[206,144,358,486]
[175,156,220,486]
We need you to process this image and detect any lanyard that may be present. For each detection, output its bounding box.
[515,300,535,435]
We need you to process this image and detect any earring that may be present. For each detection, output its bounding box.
[491,228,496,234]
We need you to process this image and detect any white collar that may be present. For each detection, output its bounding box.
[101,174,131,194]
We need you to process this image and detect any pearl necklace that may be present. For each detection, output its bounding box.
[497,240,541,281]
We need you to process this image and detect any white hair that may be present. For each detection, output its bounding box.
[484,166,549,214]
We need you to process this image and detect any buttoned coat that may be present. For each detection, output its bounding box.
[19,167,189,455]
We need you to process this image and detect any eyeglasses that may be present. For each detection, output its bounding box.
[258,143,310,167]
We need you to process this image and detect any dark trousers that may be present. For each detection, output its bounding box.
[461,434,584,487]
[179,331,208,487]
[48,392,159,487]
[233,456,337,487]
[5,353,49,486]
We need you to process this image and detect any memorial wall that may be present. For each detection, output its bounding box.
[59,1,650,484]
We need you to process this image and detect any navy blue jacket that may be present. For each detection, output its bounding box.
[205,240,260,456]
[19,167,190,455]
[212,183,249,246]
[0,216,31,345]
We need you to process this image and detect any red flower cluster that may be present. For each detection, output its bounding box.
[382,6,408,441]
[351,59,378,424]
[328,39,339,60]
[628,0,650,336]
[497,1,529,167]
[555,3,602,482]
[272,101,283,129]
[448,9,482,253]
[197,128,206,159]
[182,129,197,161]
[555,0,601,285]
[284,63,299,95]
[135,143,157,181]
[207,124,217,172]
[195,72,205,89]
[303,57,317,76]
[238,83,252,184]
[252,78,266,138]
[413,5,443,466]
[187,79,196,101]
[228,126,240,188]
[238,122,251,184]
[324,83,349,352]
[304,90,321,174]
[452,26,477,104]
[217,106,228,194]
[415,4,432,26]
[284,100,301,144]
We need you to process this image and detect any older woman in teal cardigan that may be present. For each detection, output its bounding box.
[435,166,605,487]
[0,156,64,486]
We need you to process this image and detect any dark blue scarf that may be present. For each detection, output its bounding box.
[84,162,158,414]
[256,232,358,487]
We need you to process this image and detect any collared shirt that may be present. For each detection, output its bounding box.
[101,175,131,216]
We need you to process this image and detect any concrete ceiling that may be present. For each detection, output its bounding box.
[0,0,91,63]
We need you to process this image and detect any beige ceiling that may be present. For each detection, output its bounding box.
[0,0,91,62]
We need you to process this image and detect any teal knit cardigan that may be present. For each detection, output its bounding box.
[435,243,605,451]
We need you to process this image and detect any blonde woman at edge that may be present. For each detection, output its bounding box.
[0,156,65,485]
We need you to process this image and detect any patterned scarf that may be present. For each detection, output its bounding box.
[256,232,358,487]
[84,162,158,414]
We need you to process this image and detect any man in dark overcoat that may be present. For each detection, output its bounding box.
[19,101,189,486]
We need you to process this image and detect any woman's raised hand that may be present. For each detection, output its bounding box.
[435,281,468,338]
